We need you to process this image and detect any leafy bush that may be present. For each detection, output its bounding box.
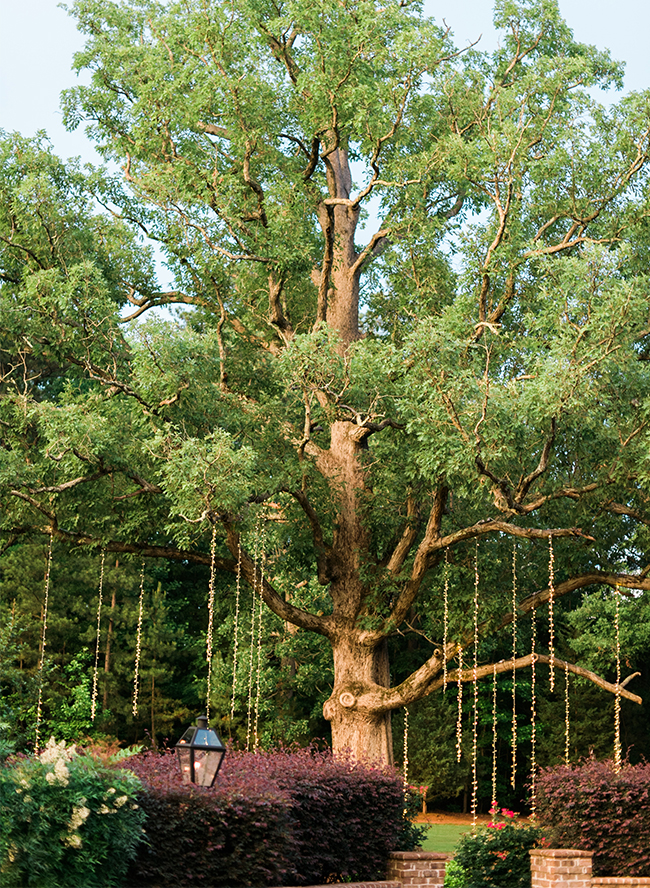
[537,759,650,876]
[0,738,145,887]
[443,859,468,888]
[124,746,424,886]
[452,806,545,888]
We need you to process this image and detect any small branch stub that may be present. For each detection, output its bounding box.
[339,691,356,708]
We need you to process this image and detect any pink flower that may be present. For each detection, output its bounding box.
[495,851,508,860]
[501,808,516,818]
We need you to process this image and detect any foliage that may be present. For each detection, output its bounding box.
[536,759,650,877]
[444,859,469,888]
[2,0,650,774]
[0,738,145,888]
[0,542,216,750]
[124,746,422,886]
[452,807,545,888]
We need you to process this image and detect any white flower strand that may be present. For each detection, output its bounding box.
[132,561,145,718]
[492,661,498,810]
[565,659,571,766]
[253,518,267,749]
[230,538,242,729]
[443,548,449,692]
[511,542,518,789]
[246,520,261,751]
[614,586,622,774]
[403,705,409,785]
[91,549,106,721]
[548,536,556,692]
[456,647,463,762]
[471,542,479,828]
[205,524,218,720]
[35,532,54,754]
[530,604,537,817]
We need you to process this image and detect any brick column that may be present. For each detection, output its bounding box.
[387,851,449,888]
[530,850,594,888]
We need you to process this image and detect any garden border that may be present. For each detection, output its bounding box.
[266,852,450,888]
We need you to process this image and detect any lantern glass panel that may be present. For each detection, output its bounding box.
[194,748,223,787]
[194,728,221,747]
[176,745,193,784]
[179,726,195,744]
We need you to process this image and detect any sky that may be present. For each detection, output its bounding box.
[1,0,649,167]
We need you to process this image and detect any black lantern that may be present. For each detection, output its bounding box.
[175,715,226,787]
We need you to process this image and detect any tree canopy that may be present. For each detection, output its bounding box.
[2,0,650,769]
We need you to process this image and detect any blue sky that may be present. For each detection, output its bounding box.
[1,0,649,166]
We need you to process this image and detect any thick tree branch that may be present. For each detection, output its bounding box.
[223,523,334,638]
[284,488,337,585]
[314,204,335,327]
[268,271,293,342]
[604,501,650,526]
[378,486,448,632]
[15,523,235,568]
[12,471,107,496]
[349,229,391,278]
[515,571,650,617]
[337,651,641,717]
[385,494,421,575]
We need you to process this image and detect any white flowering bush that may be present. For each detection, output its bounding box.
[0,738,145,887]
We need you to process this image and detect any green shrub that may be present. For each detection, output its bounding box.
[443,859,467,888]
[452,806,545,888]
[0,738,145,887]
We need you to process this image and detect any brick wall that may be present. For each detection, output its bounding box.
[531,849,594,888]
[386,851,449,888]
[268,852,448,888]
[531,849,650,888]
[592,880,650,888]
[268,883,400,888]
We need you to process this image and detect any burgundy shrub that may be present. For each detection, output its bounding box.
[536,759,650,877]
[121,746,419,887]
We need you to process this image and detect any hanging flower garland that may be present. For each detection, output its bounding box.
[511,541,518,789]
[132,561,146,718]
[548,536,556,692]
[91,549,106,722]
[230,538,243,731]
[35,532,54,754]
[205,524,218,721]
[443,548,449,692]
[471,542,479,828]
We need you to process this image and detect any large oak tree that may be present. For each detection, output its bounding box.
[2,0,650,764]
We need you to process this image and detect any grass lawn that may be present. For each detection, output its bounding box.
[419,822,472,854]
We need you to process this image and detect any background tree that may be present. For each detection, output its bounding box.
[2,0,650,767]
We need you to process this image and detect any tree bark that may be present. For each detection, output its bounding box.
[324,635,394,765]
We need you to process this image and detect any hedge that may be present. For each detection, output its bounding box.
[123,746,423,887]
[536,759,650,877]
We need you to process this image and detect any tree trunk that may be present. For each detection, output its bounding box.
[323,636,394,766]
